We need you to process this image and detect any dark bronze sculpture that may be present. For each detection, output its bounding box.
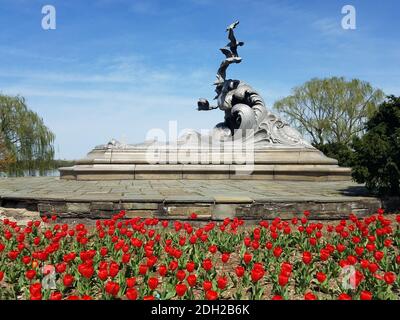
[197,21,312,147]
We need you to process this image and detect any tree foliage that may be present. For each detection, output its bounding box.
[0,136,14,172]
[314,142,355,168]
[352,95,400,195]
[274,77,384,146]
[0,94,55,175]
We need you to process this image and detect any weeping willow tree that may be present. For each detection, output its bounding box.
[0,94,55,176]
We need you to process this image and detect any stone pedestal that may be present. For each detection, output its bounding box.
[59,144,351,181]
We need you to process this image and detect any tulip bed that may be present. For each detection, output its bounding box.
[0,209,399,300]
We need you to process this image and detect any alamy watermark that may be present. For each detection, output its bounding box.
[341,5,356,30]
[144,121,255,175]
[40,4,356,32]
[41,5,56,30]
[41,264,56,289]
[340,265,357,290]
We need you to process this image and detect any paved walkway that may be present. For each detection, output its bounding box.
[0,177,372,203]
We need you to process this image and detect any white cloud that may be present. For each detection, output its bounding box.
[312,18,345,37]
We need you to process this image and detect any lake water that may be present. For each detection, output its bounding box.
[1,169,60,177]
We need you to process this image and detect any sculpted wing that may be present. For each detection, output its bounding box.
[228,28,236,44]
[220,48,233,58]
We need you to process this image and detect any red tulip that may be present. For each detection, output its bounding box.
[374,251,384,261]
[7,250,19,260]
[217,276,228,290]
[360,259,369,269]
[302,251,312,265]
[384,239,392,247]
[105,281,120,296]
[100,247,108,257]
[176,283,188,297]
[176,270,186,282]
[203,280,212,291]
[320,249,330,261]
[63,274,74,287]
[272,295,283,300]
[148,277,159,290]
[25,270,36,281]
[29,283,42,300]
[316,272,327,283]
[187,274,197,287]
[355,247,364,256]
[122,253,131,264]
[22,256,31,265]
[208,245,217,254]
[243,252,252,264]
[126,288,138,300]
[366,243,375,252]
[278,274,289,287]
[98,269,108,281]
[159,264,167,277]
[360,290,372,300]
[205,290,218,300]
[139,264,148,275]
[169,260,178,271]
[304,292,317,300]
[281,262,292,275]
[186,261,195,273]
[235,266,245,278]
[0,271,4,282]
[179,237,186,246]
[273,247,283,258]
[251,240,260,250]
[161,220,168,228]
[49,292,62,300]
[309,238,317,246]
[78,263,94,279]
[338,293,352,300]
[190,213,198,219]
[221,253,230,263]
[126,277,136,288]
[202,259,213,271]
[384,272,396,285]
[109,261,119,278]
[368,263,379,274]
[251,266,265,282]
[55,262,66,274]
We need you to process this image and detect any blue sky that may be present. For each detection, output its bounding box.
[0,0,399,159]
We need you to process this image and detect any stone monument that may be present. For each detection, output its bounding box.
[59,22,351,181]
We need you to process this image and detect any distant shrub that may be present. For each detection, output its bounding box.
[314,142,355,168]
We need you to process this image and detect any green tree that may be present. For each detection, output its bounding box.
[0,94,55,175]
[316,142,355,168]
[352,95,400,195]
[274,77,384,146]
[0,135,14,172]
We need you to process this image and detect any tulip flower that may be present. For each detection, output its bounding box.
[176,283,188,297]
[148,277,159,290]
